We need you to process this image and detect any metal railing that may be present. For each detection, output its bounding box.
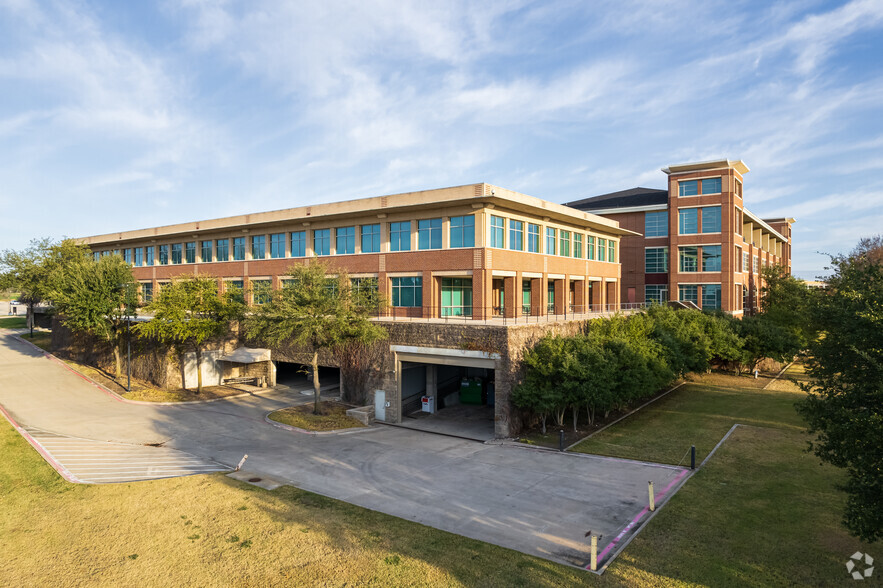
[373,302,652,325]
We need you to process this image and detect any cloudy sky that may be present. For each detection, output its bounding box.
[1,0,881,278]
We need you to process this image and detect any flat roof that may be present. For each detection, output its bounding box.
[83,183,639,246]
[662,159,750,176]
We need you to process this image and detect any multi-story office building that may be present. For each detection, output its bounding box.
[566,160,794,315]
[83,183,636,437]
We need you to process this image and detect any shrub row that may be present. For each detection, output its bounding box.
[512,305,801,433]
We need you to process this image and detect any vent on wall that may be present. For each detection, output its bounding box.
[381,196,388,208]
[473,249,483,269]
[474,184,484,198]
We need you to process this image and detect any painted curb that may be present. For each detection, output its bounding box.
[0,400,84,484]
[263,413,378,436]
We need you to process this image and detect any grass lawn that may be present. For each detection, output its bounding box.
[269,401,366,431]
[19,330,51,350]
[0,316,27,329]
[578,363,874,586]
[0,290,20,301]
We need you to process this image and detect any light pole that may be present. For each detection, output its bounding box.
[126,308,131,392]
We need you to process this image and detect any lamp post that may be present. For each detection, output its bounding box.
[126,308,131,392]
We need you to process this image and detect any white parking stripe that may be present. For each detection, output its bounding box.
[23,427,229,484]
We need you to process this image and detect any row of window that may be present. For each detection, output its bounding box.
[644,284,721,309]
[678,177,722,197]
[488,215,617,262]
[644,206,721,238]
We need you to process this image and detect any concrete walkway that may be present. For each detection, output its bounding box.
[0,331,687,570]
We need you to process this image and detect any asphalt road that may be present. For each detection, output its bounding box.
[0,330,687,570]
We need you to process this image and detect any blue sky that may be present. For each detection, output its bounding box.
[1,0,881,279]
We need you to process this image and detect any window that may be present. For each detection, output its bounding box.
[270,233,285,258]
[645,211,668,237]
[227,280,245,304]
[679,208,698,234]
[490,216,505,248]
[93,252,100,261]
[679,285,698,304]
[418,218,442,250]
[216,239,229,261]
[361,224,381,253]
[645,247,668,273]
[753,255,759,273]
[679,180,699,196]
[645,285,668,304]
[391,276,422,307]
[449,215,475,248]
[702,284,721,309]
[735,208,743,235]
[702,245,722,271]
[509,219,523,251]
[743,251,750,273]
[559,230,571,257]
[679,246,699,272]
[545,227,556,255]
[336,227,355,255]
[314,229,331,256]
[598,238,607,262]
[701,206,721,233]
[251,280,272,305]
[159,244,169,265]
[441,278,472,317]
[573,234,583,258]
[134,248,143,266]
[702,178,722,194]
[351,277,379,296]
[608,240,616,263]
[122,249,132,264]
[171,243,182,265]
[587,236,595,260]
[527,223,540,253]
[140,283,153,304]
[291,231,306,257]
[185,242,196,264]
[233,237,246,261]
[201,241,212,263]
[145,246,155,266]
[390,222,411,252]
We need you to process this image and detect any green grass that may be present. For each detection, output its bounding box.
[19,330,51,351]
[269,401,366,431]
[571,371,800,465]
[0,316,26,329]
[0,290,20,301]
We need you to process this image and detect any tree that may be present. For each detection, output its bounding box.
[0,237,57,337]
[735,314,801,373]
[136,275,245,393]
[244,262,387,414]
[760,264,815,348]
[49,249,137,380]
[797,236,883,543]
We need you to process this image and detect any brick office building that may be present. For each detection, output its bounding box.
[566,160,794,315]
[83,183,636,437]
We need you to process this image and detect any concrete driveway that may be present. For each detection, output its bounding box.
[0,331,687,570]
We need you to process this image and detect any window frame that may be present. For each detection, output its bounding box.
[360,224,381,253]
[389,221,411,252]
[490,216,505,249]
[417,218,443,250]
[449,215,475,248]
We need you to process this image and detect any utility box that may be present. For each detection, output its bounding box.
[459,378,483,405]
[421,396,436,413]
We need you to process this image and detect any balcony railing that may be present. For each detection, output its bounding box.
[374,302,651,325]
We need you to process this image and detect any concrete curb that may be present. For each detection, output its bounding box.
[7,331,334,406]
[263,413,379,436]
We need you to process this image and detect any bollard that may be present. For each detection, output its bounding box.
[691,445,696,470]
[235,454,249,471]
[648,481,655,511]
[590,534,598,571]
[754,369,758,379]
[559,429,565,452]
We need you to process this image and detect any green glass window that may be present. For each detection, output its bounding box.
[508,220,523,251]
[598,238,607,262]
[291,231,306,257]
[185,242,196,264]
[313,229,330,256]
[270,233,285,258]
[216,239,229,261]
[233,237,246,261]
[361,224,381,253]
[545,227,556,255]
[559,231,571,257]
[679,246,699,272]
[390,222,411,251]
[702,245,722,271]
[573,234,583,258]
[645,247,668,273]
[587,236,595,260]
[336,227,355,254]
[441,278,472,317]
[490,216,505,248]
[418,218,442,250]
[608,240,616,263]
[527,223,540,253]
[391,276,422,307]
[450,216,475,248]
[701,207,721,233]
[522,280,532,315]
[201,241,212,263]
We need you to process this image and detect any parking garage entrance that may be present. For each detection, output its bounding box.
[392,345,499,441]
[274,361,340,396]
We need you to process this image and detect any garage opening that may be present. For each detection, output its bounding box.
[274,361,340,396]
[399,361,495,441]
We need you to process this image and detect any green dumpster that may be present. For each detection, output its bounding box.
[459,378,483,405]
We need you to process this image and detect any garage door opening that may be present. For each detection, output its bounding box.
[274,361,340,396]
[399,362,495,441]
